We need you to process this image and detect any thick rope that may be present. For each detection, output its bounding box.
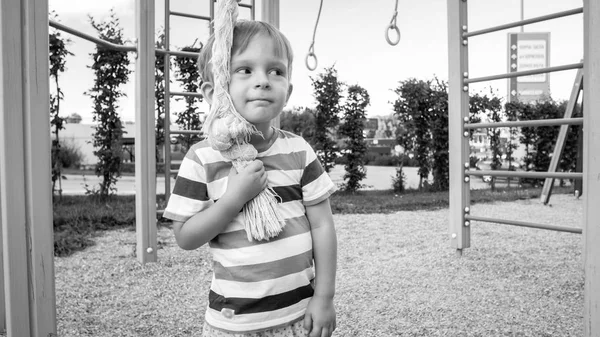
[203,0,286,241]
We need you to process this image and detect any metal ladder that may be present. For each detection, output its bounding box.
[161,0,256,211]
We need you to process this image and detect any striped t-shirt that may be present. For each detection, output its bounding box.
[163,128,336,333]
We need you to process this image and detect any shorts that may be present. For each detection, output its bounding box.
[202,319,308,337]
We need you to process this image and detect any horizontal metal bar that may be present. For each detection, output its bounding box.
[170,130,203,135]
[171,160,183,166]
[49,20,136,52]
[465,62,583,84]
[239,3,253,9]
[465,117,583,129]
[465,215,582,234]
[50,20,199,59]
[170,10,211,21]
[464,7,583,38]
[170,91,203,98]
[155,49,199,59]
[170,169,179,175]
[157,209,165,215]
[466,170,582,179]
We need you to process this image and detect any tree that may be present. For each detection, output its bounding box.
[429,78,449,191]
[174,44,203,151]
[280,106,316,140]
[86,10,131,197]
[338,85,370,192]
[49,12,73,198]
[392,78,432,189]
[66,113,82,124]
[311,66,343,173]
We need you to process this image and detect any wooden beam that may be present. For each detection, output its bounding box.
[0,0,56,335]
[583,0,600,335]
[135,0,157,263]
[447,0,471,253]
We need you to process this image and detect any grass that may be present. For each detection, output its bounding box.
[51,186,573,257]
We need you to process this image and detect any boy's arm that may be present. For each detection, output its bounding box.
[303,198,337,337]
[172,160,268,250]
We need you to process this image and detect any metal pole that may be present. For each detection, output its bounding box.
[261,0,281,128]
[447,0,471,254]
[520,0,524,32]
[135,0,157,263]
[164,0,172,202]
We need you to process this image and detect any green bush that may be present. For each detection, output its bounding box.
[392,166,406,192]
[54,139,84,169]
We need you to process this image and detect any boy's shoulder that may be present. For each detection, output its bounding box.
[276,128,306,141]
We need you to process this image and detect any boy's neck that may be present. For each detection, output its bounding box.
[250,126,276,152]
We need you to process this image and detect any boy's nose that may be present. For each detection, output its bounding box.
[254,73,271,89]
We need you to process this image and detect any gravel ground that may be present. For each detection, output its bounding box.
[50,194,583,337]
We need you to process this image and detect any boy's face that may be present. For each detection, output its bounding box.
[228,34,292,130]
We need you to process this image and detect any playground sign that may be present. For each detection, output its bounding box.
[507,32,551,103]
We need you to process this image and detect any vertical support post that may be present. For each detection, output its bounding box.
[0,0,57,334]
[164,0,172,203]
[583,0,600,335]
[261,0,281,129]
[0,181,4,331]
[447,0,471,254]
[261,0,280,27]
[136,0,157,263]
[210,0,215,34]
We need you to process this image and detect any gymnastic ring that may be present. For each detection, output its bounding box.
[305,52,318,71]
[385,24,401,46]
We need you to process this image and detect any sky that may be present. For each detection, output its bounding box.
[48,0,584,124]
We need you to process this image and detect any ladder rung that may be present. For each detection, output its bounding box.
[239,3,253,9]
[170,10,211,21]
[170,169,179,175]
[170,130,203,135]
[170,91,203,98]
[464,117,583,129]
[171,160,183,166]
[466,170,582,179]
[465,215,582,234]
[156,49,199,59]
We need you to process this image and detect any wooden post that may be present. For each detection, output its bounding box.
[262,0,282,129]
[135,0,157,263]
[447,0,471,254]
[583,0,600,335]
[0,0,57,335]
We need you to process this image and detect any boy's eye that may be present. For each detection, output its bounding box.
[269,69,284,76]
[236,68,251,74]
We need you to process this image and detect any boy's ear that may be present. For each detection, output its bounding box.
[200,82,214,105]
[285,84,294,105]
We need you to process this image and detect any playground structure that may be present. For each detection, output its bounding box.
[0,0,598,335]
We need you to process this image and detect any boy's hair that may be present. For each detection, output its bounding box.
[197,20,294,84]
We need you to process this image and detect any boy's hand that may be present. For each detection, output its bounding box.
[224,160,268,205]
[303,295,336,337]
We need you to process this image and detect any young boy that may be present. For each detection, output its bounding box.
[163,20,338,337]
